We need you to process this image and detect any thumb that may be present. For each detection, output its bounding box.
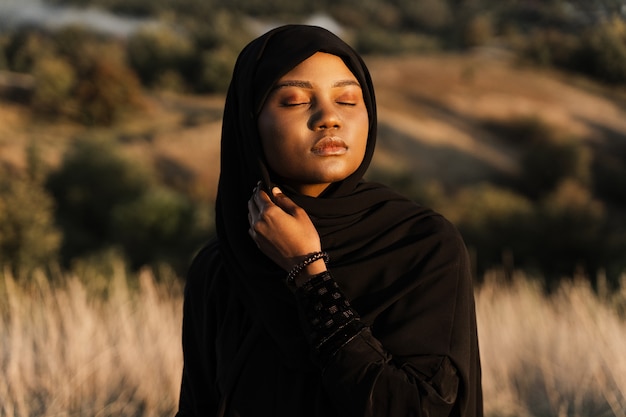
[272,187,300,214]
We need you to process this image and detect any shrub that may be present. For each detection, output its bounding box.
[4,30,53,73]
[523,18,626,85]
[461,13,494,48]
[31,56,76,116]
[196,47,237,93]
[573,17,626,84]
[73,53,144,125]
[533,179,608,283]
[126,25,196,88]
[593,145,626,205]
[46,136,214,273]
[519,136,591,199]
[354,29,440,54]
[397,0,452,32]
[46,136,153,263]
[449,184,535,275]
[522,28,579,68]
[111,187,210,270]
[0,163,61,278]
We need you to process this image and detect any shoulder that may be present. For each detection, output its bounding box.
[184,238,226,300]
[378,187,465,247]
[390,200,469,274]
[417,210,465,247]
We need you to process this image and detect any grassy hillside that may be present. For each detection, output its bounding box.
[2,50,626,279]
[369,51,626,186]
[4,50,626,196]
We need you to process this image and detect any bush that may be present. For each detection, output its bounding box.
[0,164,61,278]
[532,179,608,283]
[573,17,626,84]
[46,136,213,273]
[31,56,76,116]
[461,13,494,48]
[519,133,591,199]
[4,30,53,73]
[523,18,626,85]
[126,25,196,88]
[593,146,626,205]
[196,47,238,92]
[396,0,452,32]
[522,28,579,68]
[111,187,210,270]
[46,136,153,263]
[354,29,441,54]
[449,184,535,275]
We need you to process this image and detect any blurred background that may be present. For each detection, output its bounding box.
[1,1,626,416]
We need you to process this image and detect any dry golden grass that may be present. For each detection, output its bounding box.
[2,265,626,416]
[0,265,183,417]
[478,270,626,417]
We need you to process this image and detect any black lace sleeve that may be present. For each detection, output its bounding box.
[294,271,367,365]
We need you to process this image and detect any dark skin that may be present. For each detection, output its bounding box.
[248,186,326,286]
[247,53,369,287]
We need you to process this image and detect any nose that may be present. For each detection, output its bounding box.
[309,100,341,131]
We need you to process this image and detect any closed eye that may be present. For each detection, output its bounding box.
[281,101,310,107]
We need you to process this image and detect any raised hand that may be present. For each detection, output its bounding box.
[248,185,327,278]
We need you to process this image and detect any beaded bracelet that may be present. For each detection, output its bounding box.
[286,251,330,285]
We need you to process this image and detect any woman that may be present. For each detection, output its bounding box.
[176,24,482,417]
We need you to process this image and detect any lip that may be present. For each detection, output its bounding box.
[311,136,348,156]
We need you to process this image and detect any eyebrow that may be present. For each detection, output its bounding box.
[272,79,361,90]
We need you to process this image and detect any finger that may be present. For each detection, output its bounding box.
[271,187,301,215]
[247,195,259,225]
[253,187,274,208]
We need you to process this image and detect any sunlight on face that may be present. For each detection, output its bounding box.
[258,52,369,197]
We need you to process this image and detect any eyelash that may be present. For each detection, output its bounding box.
[281,100,356,107]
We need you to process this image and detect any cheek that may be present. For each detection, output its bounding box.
[258,115,297,174]
[354,113,370,157]
[258,113,281,158]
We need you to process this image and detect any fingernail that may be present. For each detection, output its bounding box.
[272,187,282,195]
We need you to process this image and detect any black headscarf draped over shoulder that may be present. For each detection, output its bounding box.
[215,24,481,417]
[219,24,376,199]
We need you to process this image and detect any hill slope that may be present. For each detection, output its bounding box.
[2,51,626,200]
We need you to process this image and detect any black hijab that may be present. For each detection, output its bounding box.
[215,24,481,416]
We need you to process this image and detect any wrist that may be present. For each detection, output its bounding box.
[294,259,327,287]
[285,251,329,286]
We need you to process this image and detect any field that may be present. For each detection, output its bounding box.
[2,50,626,416]
[1,266,625,417]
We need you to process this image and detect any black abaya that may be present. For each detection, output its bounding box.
[176,24,482,417]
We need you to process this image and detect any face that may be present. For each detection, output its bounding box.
[257,52,369,197]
